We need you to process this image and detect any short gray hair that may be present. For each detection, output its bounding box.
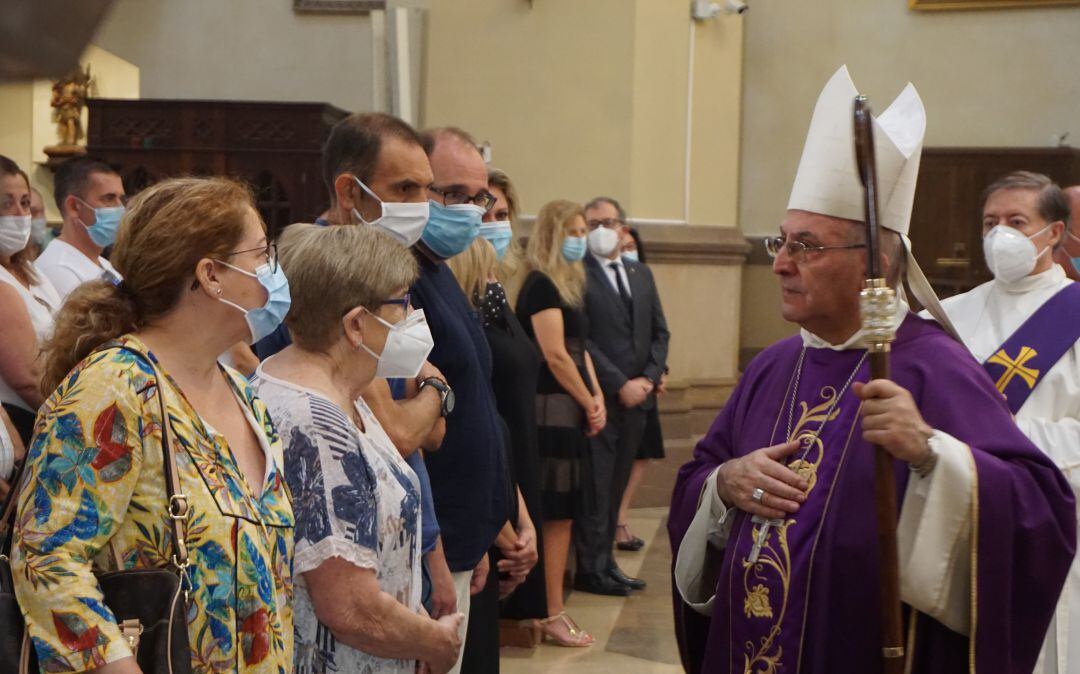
[981,171,1070,228]
[584,196,626,222]
[278,223,418,351]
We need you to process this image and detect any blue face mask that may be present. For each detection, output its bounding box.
[562,235,587,262]
[622,250,639,263]
[1068,231,1080,275]
[75,197,125,247]
[216,260,292,344]
[421,201,484,259]
[479,221,513,261]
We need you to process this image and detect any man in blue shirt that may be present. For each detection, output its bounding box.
[255,112,455,611]
[410,127,512,674]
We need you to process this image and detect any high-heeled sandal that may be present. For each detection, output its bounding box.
[616,523,645,551]
[537,612,594,647]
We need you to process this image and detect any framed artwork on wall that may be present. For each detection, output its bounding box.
[293,0,385,13]
[911,0,1080,9]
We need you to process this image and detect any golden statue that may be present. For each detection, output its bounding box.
[44,65,94,159]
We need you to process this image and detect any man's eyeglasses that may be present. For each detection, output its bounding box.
[587,218,625,230]
[764,236,865,263]
[429,185,497,213]
[222,241,279,273]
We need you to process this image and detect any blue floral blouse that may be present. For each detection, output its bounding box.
[253,368,421,674]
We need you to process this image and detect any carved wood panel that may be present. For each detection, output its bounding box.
[87,99,348,237]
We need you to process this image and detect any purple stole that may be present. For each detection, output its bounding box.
[982,283,1080,415]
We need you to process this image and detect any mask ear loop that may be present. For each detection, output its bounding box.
[351,177,385,226]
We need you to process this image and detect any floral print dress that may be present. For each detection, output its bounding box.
[252,367,421,674]
[12,335,294,673]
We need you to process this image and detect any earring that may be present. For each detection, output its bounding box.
[216,288,222,295]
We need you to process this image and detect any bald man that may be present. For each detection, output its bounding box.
[1053,185,1080,281]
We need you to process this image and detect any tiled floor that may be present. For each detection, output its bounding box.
[501,507,683,674]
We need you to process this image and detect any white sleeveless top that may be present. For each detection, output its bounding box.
[0,264,60,410]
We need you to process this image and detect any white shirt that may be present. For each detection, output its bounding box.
[0,264,60,410]
[593,252,632,298]
[35,238,121,301]
[935,265,1080,674]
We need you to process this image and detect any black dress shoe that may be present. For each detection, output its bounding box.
[608,566,647,590]
[574,572,631,596]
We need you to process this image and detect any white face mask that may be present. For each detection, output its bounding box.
[982,223,1052,284]
[587,226,621,257]
[357,308,435,379]
[351,177,430,247]
[0,215,32,256]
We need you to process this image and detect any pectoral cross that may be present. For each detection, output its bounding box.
[748,515,784,564]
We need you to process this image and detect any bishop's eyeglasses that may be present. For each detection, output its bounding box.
[764,236,866,263]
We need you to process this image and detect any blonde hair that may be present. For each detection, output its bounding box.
[524,199,586,307]
[447,237,498,308]
[41,177,255,395]
[279,223,418,351]
[487,168,524,282]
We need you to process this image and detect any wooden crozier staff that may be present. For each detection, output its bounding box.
[852,95,906,674]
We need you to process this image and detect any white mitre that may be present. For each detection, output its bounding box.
[787,65,957,338]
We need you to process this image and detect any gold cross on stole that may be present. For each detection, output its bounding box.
[987,346,1040,393]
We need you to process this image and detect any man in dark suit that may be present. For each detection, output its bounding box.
[574,195,670,595]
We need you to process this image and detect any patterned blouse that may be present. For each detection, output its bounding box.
[12,335,294,673]
[253,367,421,674]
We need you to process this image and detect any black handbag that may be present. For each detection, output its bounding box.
[0,346,193,674]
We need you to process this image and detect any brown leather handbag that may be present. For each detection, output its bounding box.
[0,346,193,673]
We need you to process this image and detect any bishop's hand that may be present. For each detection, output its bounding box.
[716,440,808,520]
[853,379,933,464]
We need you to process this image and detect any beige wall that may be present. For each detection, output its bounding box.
[739,0,1080,353]
[92,0,378,113]
[0,45,139,221]
[425,0,747,389]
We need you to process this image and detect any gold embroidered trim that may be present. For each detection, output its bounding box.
[741,387,843,673]
[795,403,864,673]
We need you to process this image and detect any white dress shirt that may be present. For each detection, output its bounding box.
[593,252,632,298]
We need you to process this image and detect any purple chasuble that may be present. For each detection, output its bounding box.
[669,313,1075,674]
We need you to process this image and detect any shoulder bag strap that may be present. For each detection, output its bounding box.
[113,346,190,569]
[0,456,30,553]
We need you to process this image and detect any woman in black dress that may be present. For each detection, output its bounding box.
[516,199,605,647]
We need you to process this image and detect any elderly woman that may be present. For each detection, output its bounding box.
[0,156,60,444]
[254,223,463,674]
[13,177,295,672]
[515,199,606,646]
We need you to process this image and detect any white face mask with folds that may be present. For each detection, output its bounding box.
[356,308,434,379]
[0,215,31,256]
[982,223,1052,283]
[351,176,430,247]
[587,226,621,257]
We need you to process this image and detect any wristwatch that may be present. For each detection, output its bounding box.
[418,377,455,417]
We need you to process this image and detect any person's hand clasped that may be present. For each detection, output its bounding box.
[424,612,465,674]
[716,440,808,520]
[618,377,653,408]
[853,380,933,465]
[496,524,538,598]
[585,396,606,436]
